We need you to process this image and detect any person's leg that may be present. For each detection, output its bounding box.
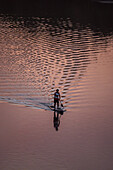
[57,100,59,108]
[54,99,56,108]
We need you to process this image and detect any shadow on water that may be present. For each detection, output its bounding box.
[53,111,64,131]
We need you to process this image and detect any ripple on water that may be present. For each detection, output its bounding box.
[0,16,113,110]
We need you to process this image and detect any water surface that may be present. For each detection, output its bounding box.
[0,16,113,111]
[0,11,113,170]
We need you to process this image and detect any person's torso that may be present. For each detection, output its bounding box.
[54,92,60,99]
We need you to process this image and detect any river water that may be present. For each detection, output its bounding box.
[0,16,113,111]
[0,3,113,170]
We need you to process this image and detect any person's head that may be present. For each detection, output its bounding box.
[56,89,59,92]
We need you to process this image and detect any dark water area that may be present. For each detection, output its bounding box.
[0,1,113,170]
[1,1,113,35]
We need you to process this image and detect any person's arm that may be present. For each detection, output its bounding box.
[59,93,61,100]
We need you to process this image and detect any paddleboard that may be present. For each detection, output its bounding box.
[49,105,66,113]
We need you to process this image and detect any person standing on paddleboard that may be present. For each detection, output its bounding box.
[54,89,60,109]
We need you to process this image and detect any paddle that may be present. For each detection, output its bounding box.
[60,100,64,107]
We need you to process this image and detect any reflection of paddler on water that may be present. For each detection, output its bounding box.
[53,111,61,131]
